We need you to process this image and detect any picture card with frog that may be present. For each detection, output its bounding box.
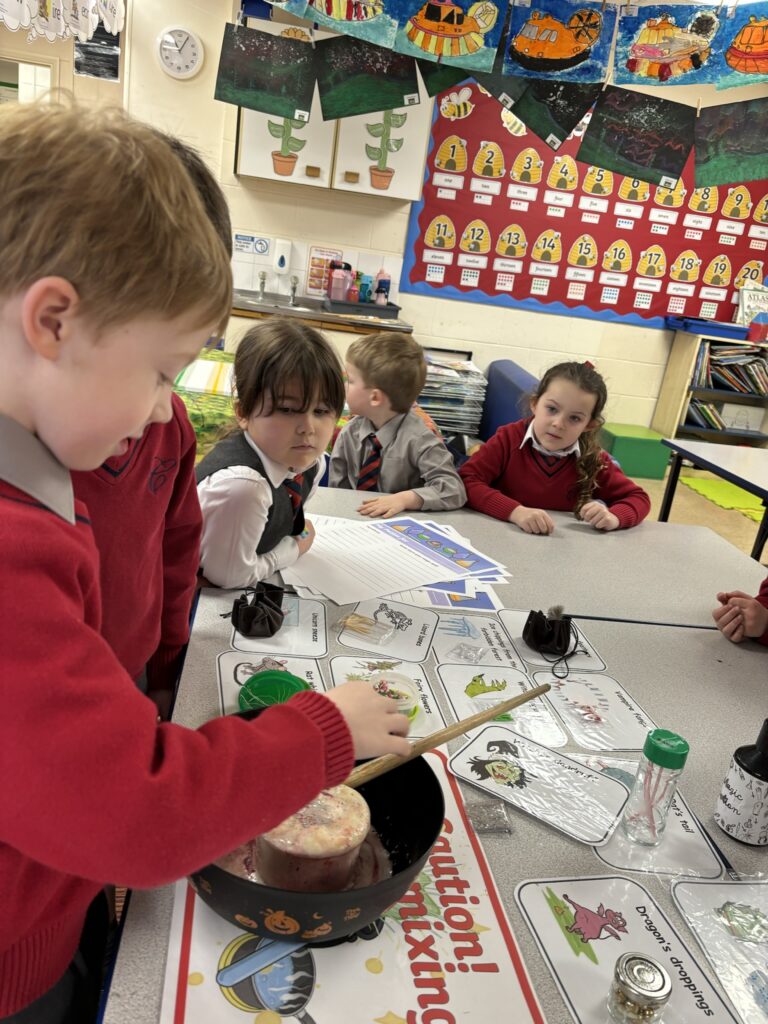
[437,662,568,747]
[432,612,527,668]
[449,726,629,844]
[532,670,656,750]
[516,874,740,1023]
[328,655,446,738]
[216,651,326,714]
[499,609,606,672]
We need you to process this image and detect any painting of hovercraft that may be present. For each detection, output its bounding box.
[393,0,507,73]
[502,0,617,82]
[717,1,768,90]
[614,4,721,85]
[274,0,401,47]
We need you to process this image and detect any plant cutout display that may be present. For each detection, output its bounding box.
[695,96,768,186]
[214,22,315,120]
[366,109,408,189]
[316,36,420,120]
[577,84,694,186]
[267,115,308,176]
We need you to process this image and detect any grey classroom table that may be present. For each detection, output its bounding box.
[101,595,767,1024]
[310,487,766,628]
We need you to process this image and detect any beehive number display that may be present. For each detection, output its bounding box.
[402,81,768,325]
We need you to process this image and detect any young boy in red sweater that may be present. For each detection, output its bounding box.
[0,103,410,1024]
[460,360,650,534]
[70,135,231,719]
[712,576,768,645]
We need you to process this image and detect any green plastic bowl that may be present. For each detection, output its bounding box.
[238,670,311,711]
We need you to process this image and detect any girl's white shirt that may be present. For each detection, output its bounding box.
[197,431,325,589]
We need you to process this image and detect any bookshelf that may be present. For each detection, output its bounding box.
[651,330,768,448]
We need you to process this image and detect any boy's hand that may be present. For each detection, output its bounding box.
[357,491,419,519]
[580,501,620,531]
[325,680,412,759]
[713,591,768,642]
[295,520,316,556]
[509,505,555,535]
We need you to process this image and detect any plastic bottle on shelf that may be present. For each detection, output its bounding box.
[329,268,350,302]
[374,286,388,306]
[715,719,768,845]
[374,267,391,301]
[359,275,373,303]
[620,729,689,846]
[346,285,360,303]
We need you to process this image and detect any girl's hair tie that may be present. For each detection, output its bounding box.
[584,360,594,369]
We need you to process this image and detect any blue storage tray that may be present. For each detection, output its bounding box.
[664,316,749,340]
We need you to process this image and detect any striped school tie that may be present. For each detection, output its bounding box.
[356,434,382,491]
[284,473,304,512]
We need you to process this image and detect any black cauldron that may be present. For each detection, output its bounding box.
[190,748,444,946]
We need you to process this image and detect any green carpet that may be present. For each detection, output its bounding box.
[679,475,764,523]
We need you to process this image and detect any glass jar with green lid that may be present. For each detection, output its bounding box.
[620,729,690,847]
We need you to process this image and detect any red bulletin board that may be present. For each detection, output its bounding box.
[401,81,768,327]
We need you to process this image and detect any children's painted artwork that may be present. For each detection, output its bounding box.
[216,651,325,714]
[214,22,316,120]
[329,656,446,737]
[718,0,768,90]
[471,65,530,108]
[159,752,546,1024]
[230,597,327,657]
[432,612,525,666]
[437,662,569,746]
[511,80,601,150]
[503,0,617,82]
[695,96,768,187]
[417,54,472,94]
[531,670,656,750]
[577,85,695,187]
[449,726,629,844]
[499,609,606,673]
[673,880,768,1024]
[336,599,438,661]
[614,4,723,86]
[577,755,725,879]
[276,0,401,47]
[315,36,420,119]
[516,875,741,1022]
[393,0,509,73]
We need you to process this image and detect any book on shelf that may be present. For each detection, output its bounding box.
[686,399,726,430]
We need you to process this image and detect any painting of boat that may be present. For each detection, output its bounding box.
[509,7,603,71]
[625,10,719,81]
[404,0,499,58]
[726,15,768,75]
[305,0,385,20]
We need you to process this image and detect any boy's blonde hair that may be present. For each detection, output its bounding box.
[347,332,427,413]
[0,102,232,335]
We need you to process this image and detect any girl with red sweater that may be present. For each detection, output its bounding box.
[460,361,650,534]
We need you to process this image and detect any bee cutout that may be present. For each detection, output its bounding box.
[602,240,633,273]
[440,87,475,122]
[619,176,650,202]
[424,214,457,250]
[654,179,687,207]
[510,147,544,184]
[670,250,702,282]
[583,166,614,196]
[688,186,719,214]
[567,234,598,267]
[532,229,562,263]
[547,154,579,191]
[435,135,468,173]
[495,224,528,257]
[460,219,491,253]
[472,141,505,178]
[735,260,764,288]
[703,254,732,287]
[500,108,527,136]
[753,193,768,224]
[637,244,667,277]
[722,186,752,220]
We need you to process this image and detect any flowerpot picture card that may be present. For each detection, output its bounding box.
[449,726,629,845]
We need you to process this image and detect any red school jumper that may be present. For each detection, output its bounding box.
[756,576,768,646]
[0,477,352,1015]
[71,393,201,686]
[460,419,651,528]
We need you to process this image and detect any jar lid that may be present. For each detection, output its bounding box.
[238,670,311,711]
[643,728,689,769]
[614,952,672,1007]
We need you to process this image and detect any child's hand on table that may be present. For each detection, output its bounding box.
[325,680,412,759]
[713,591,768,643]
[579,500,620,532]
[295,520,316,556]
[357,491,418,519]
[509,505,555,535]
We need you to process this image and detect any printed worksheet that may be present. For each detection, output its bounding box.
[499,610,607,672]
[216,651,325,714]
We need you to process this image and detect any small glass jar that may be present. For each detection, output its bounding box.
[620,729,689,847]
[608,952,672,1023]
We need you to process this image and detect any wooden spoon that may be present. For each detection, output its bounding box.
[345,682,551,789]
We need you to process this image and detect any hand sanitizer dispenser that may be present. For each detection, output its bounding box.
[273,238,292,276]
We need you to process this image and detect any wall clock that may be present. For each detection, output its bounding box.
[156,26,204,80]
